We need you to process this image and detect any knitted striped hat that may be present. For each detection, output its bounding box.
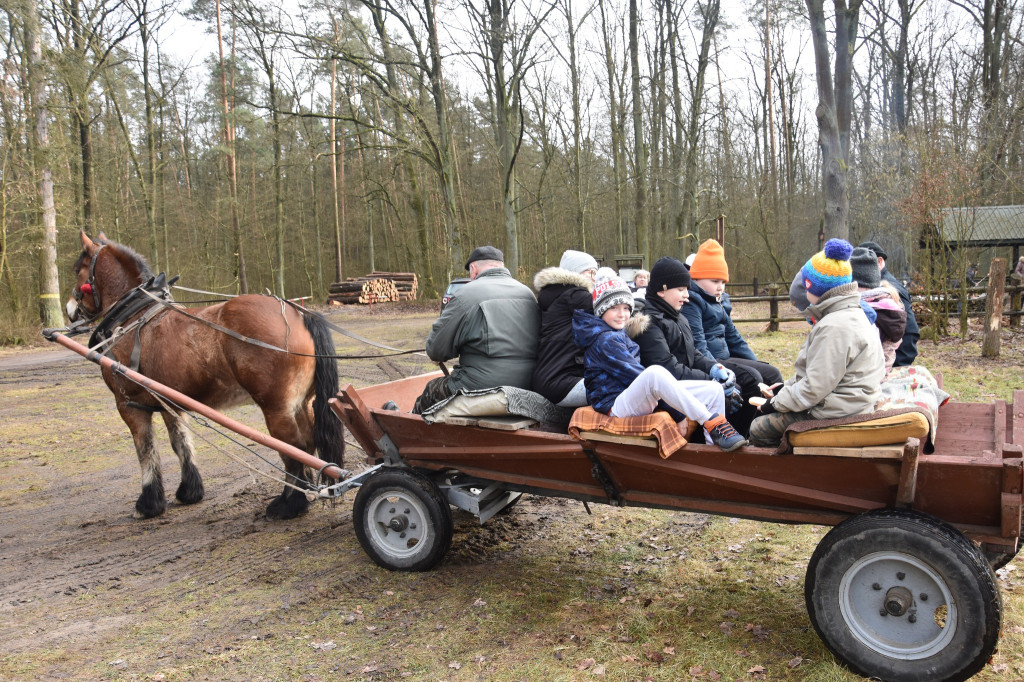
[802,239,854,297]
[593,275,634,318]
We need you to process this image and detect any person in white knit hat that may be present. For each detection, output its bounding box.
[531,249,599,407]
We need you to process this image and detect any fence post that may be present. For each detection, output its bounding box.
[768,283,780,332]
[982,259,1006,358]
[1011,272,1022,329]
[752,277,759,296]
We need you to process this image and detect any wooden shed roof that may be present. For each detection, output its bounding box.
[936,205,1024,247]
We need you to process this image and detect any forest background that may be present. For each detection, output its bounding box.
[2,0,1022,341]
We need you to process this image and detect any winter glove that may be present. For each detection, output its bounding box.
[758,398,777,415]
[727,387,744,413]
[710,363,737,394]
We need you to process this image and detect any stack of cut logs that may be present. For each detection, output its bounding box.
[328,272,418,305]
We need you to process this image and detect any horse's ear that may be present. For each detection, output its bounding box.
[80,231,99,255]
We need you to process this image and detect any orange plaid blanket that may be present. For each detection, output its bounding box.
[568,407,698,459]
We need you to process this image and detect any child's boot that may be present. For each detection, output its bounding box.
[704,413,747,452]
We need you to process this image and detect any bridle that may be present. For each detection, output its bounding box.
[71,244,106,321]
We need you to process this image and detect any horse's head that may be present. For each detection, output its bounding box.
[67,231,153,323]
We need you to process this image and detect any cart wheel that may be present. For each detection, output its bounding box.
[805,509,1001,682]
[353,469,453,571]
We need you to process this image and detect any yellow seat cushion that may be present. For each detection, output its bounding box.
[788,412,929,448]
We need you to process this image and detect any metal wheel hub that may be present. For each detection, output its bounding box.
[838,551,957,660]
[367,490,427,557]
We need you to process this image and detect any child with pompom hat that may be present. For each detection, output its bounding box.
[748,239,885,448]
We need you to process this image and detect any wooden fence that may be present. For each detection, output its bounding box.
[729,277,1023,333]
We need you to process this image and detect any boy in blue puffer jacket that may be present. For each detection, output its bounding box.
[681,239,784,436]
[572,274,747,451]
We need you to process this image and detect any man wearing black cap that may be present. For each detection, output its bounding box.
[858,241,919,366]
[413,246,540,414]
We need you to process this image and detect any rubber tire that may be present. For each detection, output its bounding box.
[805,509,1001,682]
[353,469,453,571]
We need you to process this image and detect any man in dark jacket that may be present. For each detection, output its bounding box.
[634,257,744,426]
[859,241,919,366]
[413,246,540,414]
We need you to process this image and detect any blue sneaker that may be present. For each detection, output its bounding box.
[704,413,747,452]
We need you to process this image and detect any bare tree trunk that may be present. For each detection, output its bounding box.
[488,0,519,275]
[423,0,463,276]
[805,0,861,242]
[139,3,159,270]
[370,4,434,292]
[979,0,1009,190]
[629,0,647,260]
[678,0,720,258]
[561,0,586,251]
[330,55,343,283]
[764,0,778,203]
[156,50,169,275]
[216,0,247,293]
[668,0,683,254]
[26,0,62,326]
[599,0,625,253]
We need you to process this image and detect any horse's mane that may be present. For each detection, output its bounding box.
[75,235,154,282]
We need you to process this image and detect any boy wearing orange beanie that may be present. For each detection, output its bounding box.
[682,239,784,437]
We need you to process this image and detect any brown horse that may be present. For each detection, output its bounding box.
[66,231,345,519]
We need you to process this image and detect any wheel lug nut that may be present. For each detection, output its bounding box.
[404,508,411,514]
[896,572,905,580]
[400,532,406,538]
[872,583,882,591]
[920,593,928,601]
[389,507,395,513]
[879,609,888,617]
[908,614,917,623]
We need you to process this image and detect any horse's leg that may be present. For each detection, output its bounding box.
[119,406,166,518]
[262,406,315,521]
[161,411,205,505]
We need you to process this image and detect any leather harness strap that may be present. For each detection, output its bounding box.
[139,289,424,360]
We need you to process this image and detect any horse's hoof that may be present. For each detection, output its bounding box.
[135,482,166,518]
[265,494,309,520]
[136,496,167,518]
[175,478,205,505]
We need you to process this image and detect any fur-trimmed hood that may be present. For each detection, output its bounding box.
[534,266,593,292]
[625,312,650,339]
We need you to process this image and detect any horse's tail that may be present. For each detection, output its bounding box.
[303,313,346,471]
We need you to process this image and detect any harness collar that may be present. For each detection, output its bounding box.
[88,273,178,353]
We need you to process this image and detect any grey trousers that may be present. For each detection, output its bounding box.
[748,410,817,447]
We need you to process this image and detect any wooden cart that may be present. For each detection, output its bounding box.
[331,373,1023,682]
